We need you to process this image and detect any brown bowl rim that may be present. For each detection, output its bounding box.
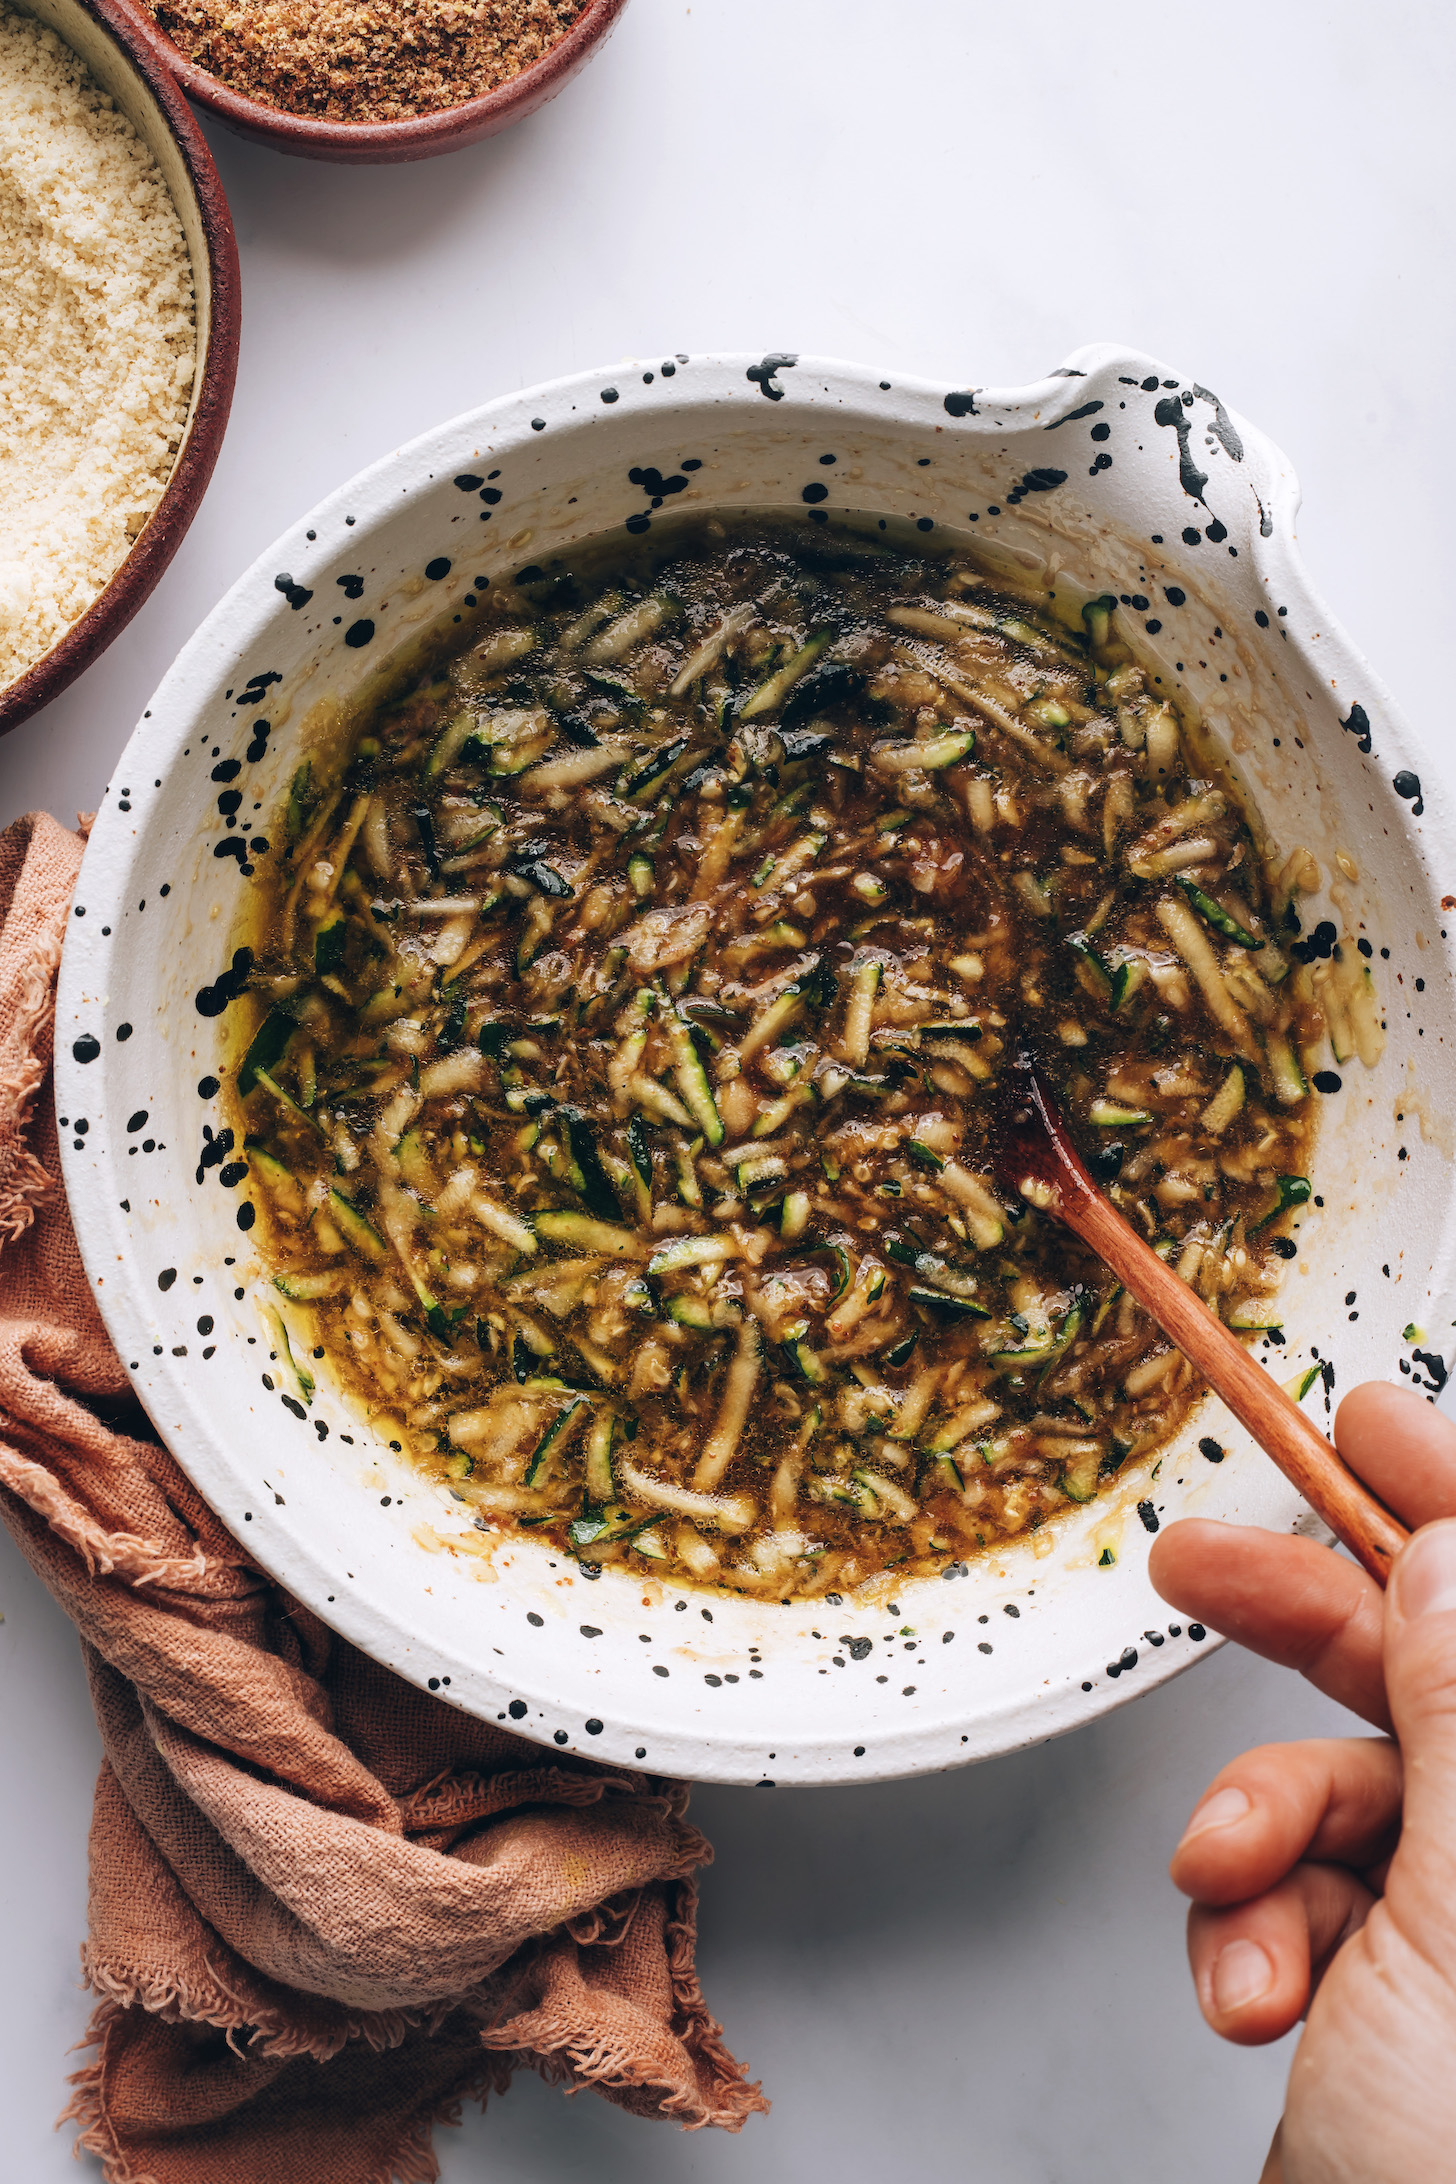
[0,0,241,740]
[103,0,630,164]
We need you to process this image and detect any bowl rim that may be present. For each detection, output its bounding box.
[102,0,630,163]
[53,347,1456,1784]
[0,0,241,740]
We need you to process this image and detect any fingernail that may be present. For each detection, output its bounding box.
[1178,1785,1252,1848]
[1211,1938,1275,2016]
[1396,1521,1456,1621]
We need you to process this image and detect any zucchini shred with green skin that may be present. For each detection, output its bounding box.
[227,513,1340,1604]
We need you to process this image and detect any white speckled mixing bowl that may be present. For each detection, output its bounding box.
[54,347,1456,1784]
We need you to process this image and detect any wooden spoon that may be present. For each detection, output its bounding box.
[991,1045,1408,1585]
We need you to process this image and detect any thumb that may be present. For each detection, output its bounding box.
[1385,1519,1456,1925]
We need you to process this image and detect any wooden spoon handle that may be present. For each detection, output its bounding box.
[1058,1177,1407,1585]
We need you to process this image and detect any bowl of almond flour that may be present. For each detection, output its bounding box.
[114,0,629,164]
[0,0,239,736]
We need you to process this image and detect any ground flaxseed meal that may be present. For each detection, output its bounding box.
[0,2,195,694]
[143,0,591,124]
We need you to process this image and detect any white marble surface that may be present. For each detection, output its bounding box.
[2,0,1451,2174]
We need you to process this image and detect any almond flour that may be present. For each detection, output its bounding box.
[142,0,589,126]
[0,4,195,693]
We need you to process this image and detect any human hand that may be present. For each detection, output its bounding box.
[1149,1382,1456,2184]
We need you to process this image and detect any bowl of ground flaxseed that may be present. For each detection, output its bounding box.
[113,0,630,165]
[0,0,239,737]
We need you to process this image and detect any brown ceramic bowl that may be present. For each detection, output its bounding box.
[0,0,239,739]
[1,0,239,742]
[110,0,630,165]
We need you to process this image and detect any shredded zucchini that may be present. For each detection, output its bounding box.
[229,513,1321,1603]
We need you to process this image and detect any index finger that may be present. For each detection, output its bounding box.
[1335,1382,1456,1530]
